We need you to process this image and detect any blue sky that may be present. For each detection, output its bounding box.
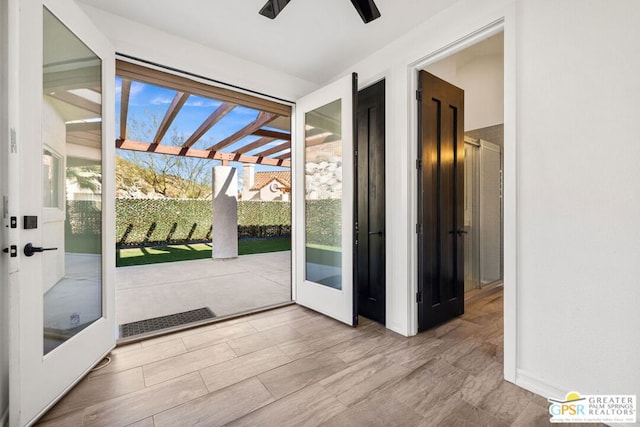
[115,77,290,185]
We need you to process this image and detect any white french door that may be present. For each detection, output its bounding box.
[9,0,115,425]
[294,73,357,326]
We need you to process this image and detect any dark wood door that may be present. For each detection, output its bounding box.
[356,80,386,325]
[417,71,464,331]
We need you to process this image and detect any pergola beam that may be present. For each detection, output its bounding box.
[274,151,291,160]
[235,137,276,154]
[119,78,131,140]
[115,62,293,168]
[254,141,290,158]
[68,130,100,148]
[49,91,101,115]
[67,122,101,133]
[207,112,277,151]
[183,102,235,148]
[44,65,101,93]
[305,132,333,148]
[117,60,291,116]
[252,128,291,141]
[153,91,189,144]
[117,139,290,167]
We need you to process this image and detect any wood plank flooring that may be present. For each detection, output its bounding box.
[37,290,572,426]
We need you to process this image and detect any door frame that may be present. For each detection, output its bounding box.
[408,11,517,382]
[0,0,14,425]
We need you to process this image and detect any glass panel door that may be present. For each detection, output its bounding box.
[295,74,356,326]
[304,99,343,289]
[42,7,103,354]
[10,1,115,424]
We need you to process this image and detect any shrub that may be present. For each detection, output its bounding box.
[67,198,341,248]
[114,199,292,246]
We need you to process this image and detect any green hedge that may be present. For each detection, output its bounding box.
[67,198,341,248]
[115,199,292,246]
[116,199,213,246]
[66,201,101,253]
[305,199,341,248]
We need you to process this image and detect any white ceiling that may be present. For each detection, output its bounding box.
[76,0,461,84]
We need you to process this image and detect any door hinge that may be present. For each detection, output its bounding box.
[416,89,423,102]
[416,224,422,234]
[416,159,422,169]
[416,291,423,303]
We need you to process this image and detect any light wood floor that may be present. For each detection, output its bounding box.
[37,290,582,426]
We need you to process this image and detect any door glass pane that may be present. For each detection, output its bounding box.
[43,8,103,355]
[304,99,342,289]
[43,148,61,208]
[464,143,480,291]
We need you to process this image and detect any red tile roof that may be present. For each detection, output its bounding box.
[250,171,291,191]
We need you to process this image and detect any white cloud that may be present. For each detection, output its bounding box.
[150,96,173,105]
[185,99,218,108]
[116,80,144,103]
[130,82,144,97]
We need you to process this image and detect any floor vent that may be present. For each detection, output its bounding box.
[119,307,216,339]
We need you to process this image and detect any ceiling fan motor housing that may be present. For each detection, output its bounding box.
[259,0,380,23]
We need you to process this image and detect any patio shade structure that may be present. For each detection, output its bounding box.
[114,60,293,167]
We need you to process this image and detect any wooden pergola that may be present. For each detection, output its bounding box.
[115,60,293,168]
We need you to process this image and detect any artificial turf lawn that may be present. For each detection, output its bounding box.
[116,238,291,267]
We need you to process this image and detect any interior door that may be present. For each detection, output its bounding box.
[417,70,464,331]
[9,1,115,425]
[294,73,357,326]
[356,80,385,325]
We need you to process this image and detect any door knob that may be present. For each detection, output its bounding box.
[23,243,58,257]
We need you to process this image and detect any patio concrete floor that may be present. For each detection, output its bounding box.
[116,251,292,326]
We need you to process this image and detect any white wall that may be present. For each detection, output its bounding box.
[425,38,504,131]
[516,0,640,402]
[458,54,503,131]
[79,5,318,102]
[332,0,640,408]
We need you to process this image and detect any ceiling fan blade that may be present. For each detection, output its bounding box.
[350,0,381,23]
[259,0,291,19]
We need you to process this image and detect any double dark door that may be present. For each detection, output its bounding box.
[417,71,465,331]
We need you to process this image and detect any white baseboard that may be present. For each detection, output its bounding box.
[515,368,566,401]
[515,370,638,427]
